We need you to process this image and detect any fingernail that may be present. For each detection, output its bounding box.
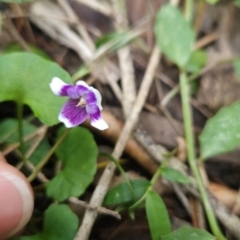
[0,172,33,239]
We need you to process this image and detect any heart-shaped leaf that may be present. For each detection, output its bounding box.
[199,101,240,159]
[154,4,195,68]
[19,204,79,240]
[0,52,72,126]
[46,127,98,201]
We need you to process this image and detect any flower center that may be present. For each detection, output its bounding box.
[76,97,86,107]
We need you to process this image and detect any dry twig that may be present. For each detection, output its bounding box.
[72,0,112,16]
[69,197,121,220]
[74,45,161,240]
[111,0,136,117]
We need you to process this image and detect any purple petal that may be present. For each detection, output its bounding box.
[59,99,88,128]
[85,91,97,105]
[86,105,108,130]
[76,81,91,97]
[76,81,103,109]
[85,88,103,110]
[50,77,80,99]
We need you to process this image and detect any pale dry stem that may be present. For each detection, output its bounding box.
[74,45,161,240]
[69,197,121,220]
[3,125,48,156]
[111,0,136,118]
[73,0,112,16]
[57,0,95,51]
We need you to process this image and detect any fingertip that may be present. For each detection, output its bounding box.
[0,158,34,239]
[0,151,7,163]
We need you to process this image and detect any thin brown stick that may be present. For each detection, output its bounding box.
[74,45,161,240]
[69,197,121,220]
[194,31,219,50]
[2,125,48,156]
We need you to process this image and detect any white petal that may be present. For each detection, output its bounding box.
[76,80,91,90]
[90,117,109,130]
[50,77,68,96]
[90,87,103,110]
[59,113,75,128]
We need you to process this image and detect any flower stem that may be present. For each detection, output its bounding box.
[17,102,26,165]
[129,166,161,211]
[185,0,194,22]
[28,129,70,182]
[180,71,226,240]
[98,152,135,200]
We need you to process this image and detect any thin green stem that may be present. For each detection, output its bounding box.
[129,166,161,210]
[150,168,161,185]
[180,71,226,240]
[98,152,135,200]
[28,129,70,182]
[185,0,194,22]
[17,102,27,164]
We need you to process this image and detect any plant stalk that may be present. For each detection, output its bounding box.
[28,129,70,182]
[185,0,194,22]
[180,71,226,240]
[17,102,27,164]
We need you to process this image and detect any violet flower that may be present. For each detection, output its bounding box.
[50,77,108,130]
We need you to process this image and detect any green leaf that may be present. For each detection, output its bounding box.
[95,32,131,51]
[95,30,139,53]
[154,4,195,68]
[3,44,52,60]
[200,101,240,159]
[0,118,20,144]
[146,190,171,240]
[0,52,72,126]
[161,226,216,240]
[0,118,40,144]
[103,179,150,206]
[0,118,50,166]
[234,0,240,7]
[46,127,98,201]
[19,204,79,240]
[161,166,191,184]
[186,50,207,74]
[29,138,51,166]
[206,0,219,4]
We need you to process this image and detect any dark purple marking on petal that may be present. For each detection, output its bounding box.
[60,99,88,127]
